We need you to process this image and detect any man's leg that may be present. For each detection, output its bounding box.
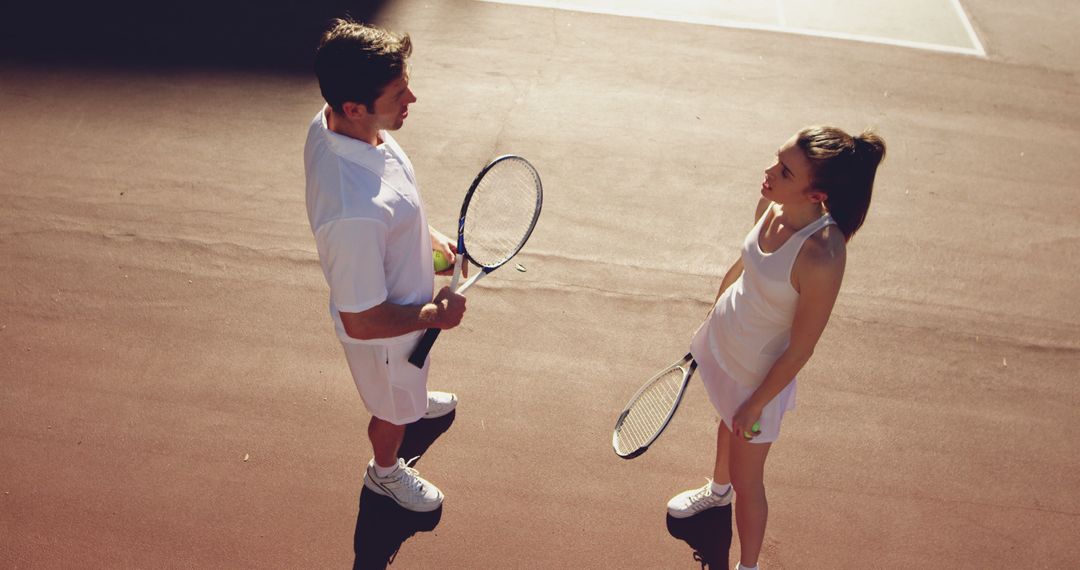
[350,343,444,512]
[368,416,406,469]
[363,414,443,512]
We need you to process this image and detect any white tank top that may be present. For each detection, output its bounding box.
[696,206,836,388]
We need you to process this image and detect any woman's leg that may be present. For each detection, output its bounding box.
[729,429,772,567]
[666,421,736,518]
[712,421,733,485]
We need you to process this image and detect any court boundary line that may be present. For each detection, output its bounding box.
[948,0,987,57]
[477,0,987,57]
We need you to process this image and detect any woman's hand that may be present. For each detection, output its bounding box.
[732,401,764,440]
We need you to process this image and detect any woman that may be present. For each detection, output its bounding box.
[667,126,886,570]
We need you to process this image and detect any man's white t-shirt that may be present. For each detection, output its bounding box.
[304,106,435,345]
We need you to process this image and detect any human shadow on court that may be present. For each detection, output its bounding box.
[666,505,733,569]
[353,410,455,570]
[2,0,391,71]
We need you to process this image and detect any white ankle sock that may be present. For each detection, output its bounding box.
[373,460,399,478]
[711,480,731,495]
[736,564,759,570]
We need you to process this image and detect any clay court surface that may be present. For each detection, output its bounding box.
[2,0,1079,568]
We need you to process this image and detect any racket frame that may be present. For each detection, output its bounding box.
[407,155,542,368]
[612,353,697,459]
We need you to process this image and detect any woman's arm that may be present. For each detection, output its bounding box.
[731,228,846,437]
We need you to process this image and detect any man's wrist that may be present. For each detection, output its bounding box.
[419,302,441,327]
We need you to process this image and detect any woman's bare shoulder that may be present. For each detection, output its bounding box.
[754,197,772,222]
[802,224,847,269]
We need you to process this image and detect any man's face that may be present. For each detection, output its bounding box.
[368,71,417,131]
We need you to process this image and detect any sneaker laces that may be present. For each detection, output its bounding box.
[690,480,712,501]
[395,456,426,495]
[685,480,717,512]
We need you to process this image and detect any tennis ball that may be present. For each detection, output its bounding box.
[743,421,762,440]
[433,250,451,272]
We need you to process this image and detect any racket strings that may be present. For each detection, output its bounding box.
[464,159,541,267]
[615,368,686,454]
[615,382,678,453]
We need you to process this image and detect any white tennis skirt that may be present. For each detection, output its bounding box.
[690,330,796,444]
[340,341,430,425]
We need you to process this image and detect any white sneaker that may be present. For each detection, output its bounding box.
[364,458,444,512]
[422,391,457,419]
[667,480,733,519]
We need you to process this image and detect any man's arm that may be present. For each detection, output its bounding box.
[339,286,465,341]
[319,217,466,340]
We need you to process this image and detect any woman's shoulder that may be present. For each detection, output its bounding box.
[798,219,847,270]
[754,197,773,221]
[793,223,846,293]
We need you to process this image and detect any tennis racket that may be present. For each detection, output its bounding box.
[612,353,696,459]
[407,155,543,368]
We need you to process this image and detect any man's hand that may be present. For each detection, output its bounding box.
[428,286,466,329]
[430,226,467,277]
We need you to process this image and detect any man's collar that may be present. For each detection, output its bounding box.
[320,106,387,175]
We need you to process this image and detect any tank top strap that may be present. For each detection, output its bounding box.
[795,212,836,240]
[776,213,836,266]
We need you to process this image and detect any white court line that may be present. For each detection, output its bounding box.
[949,0,987,57]
[477,0,987,57]
[775,0,787,28]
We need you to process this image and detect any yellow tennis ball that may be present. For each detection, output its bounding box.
[743,421,762,440]
[433,250,451,272]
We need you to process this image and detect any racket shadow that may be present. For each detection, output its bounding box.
[665,505,733,569]
[352,411,457,569]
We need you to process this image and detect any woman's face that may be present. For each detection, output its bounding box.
[761,136,822,205]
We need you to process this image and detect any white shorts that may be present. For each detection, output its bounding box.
[340,341,430,425]
[690,332,796,444]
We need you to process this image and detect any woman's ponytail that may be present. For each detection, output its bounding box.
[796,127,886,242]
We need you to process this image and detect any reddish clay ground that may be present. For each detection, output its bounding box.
[2,1,1078,568]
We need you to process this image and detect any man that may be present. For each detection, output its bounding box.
[304,18,466,512]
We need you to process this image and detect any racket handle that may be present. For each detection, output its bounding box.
[449,255,463,291]
[408,327,442,368]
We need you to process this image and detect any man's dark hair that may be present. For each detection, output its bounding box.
[314,19,412,113]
